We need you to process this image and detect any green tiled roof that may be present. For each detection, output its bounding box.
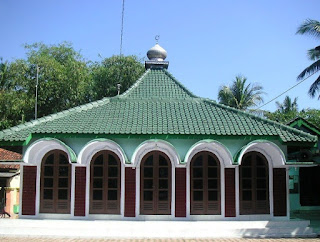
[0,68,317,144]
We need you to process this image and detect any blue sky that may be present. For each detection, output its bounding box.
[1,0,319,111]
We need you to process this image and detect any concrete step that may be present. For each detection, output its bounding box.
[0,219,317,238]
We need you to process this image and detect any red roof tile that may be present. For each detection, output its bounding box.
[0,164,20,169]
[0,148,22,161]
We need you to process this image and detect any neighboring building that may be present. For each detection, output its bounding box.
[0,44,317,221]
[287,117,320,215]
[0,148,22,217]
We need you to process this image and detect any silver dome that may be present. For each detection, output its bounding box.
[147,44,167,61]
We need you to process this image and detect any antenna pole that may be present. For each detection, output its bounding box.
[35,65,39,119]
[120,0,125,56]
[117,83,121,95]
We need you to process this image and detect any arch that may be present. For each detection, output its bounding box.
[133,140,179,217]
[236,140,286,168]
[24,138,76,165]
[78,139,128,166]
[131,140,180,167]
[184,140,233,168]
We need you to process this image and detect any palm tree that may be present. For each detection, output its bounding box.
[296,19,320,99]
[218,75,265,111]
[275,96,298,114]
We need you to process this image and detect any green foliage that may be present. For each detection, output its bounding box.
[299,109,320,128]
[218,75,265,111]
[264,108,320,129]
[296,19,320,99]
[89,55,144,101]
[275,96,298,114]
[264,96,320,128]
[264,110,299,125]
[0,42,144,129]
[296,19,320,38]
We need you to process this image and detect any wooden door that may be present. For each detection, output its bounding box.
[90,151,121,214]
[40,150,71,214]
[140,151,171,215]
[190,152,221,215]
[240,152,270,215]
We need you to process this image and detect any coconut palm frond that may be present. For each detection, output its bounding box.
[296,19,320,38]
[307,47,320,61]
[276,96,298,113]
[217,75,265,110]
[218,85,233,107]
[308,74,320,99]
[297,59,320,80]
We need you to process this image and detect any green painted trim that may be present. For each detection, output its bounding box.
[283,141,317,148]
[29,133,293,142]
[1,132,317,147]
[289,118,320,136]
[286,162,315,165]
[0,141,24,146]
[23,134,33,146]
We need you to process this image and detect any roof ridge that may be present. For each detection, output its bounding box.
[288,116,320,130]
[202,98,318,142]
[120,69,151,98]
[162,69,198,98]
[0,97,110,138]
[119,68,198,99]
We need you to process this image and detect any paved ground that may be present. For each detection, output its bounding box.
[1,219,317,238]
[1,238,320,241]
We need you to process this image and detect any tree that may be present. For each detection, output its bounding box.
[0,58,11,91]
[296,19,320,99]
[89,55,144,101]
[264,108,320,128]
[0,42,145,129]
[300,109,320,128]
[5,42,92,122]
[218,75,265,111]
[275,96,298,113]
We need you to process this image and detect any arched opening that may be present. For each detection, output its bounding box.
[239,151,270,214]
[40,150,71,214]
[89,150,121,214]
[190,151,221,215]
[140,151,172,215]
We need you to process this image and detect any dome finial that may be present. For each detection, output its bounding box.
[145,37,169,69]
[155,35,160,44]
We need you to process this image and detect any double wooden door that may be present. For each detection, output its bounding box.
[40,150,71,214]
[190,151,221,215]
[140,151,171,215]
[240,152,270,214]
[90,151,121,214]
